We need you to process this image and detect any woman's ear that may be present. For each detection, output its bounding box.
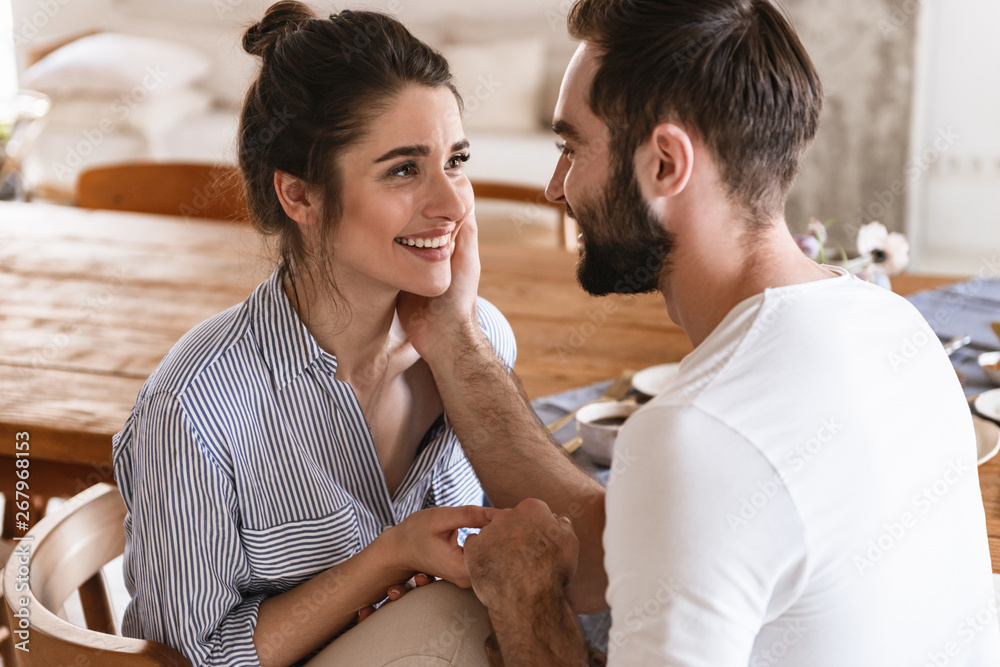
[635,122,694,200]
[274,170,321,226]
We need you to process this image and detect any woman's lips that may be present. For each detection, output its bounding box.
[394,238,454,261]
[393,233,451,249]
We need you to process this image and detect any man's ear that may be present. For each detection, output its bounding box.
[635,123,694,200]
[274,170,321,226]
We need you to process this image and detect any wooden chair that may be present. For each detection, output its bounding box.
[0,457,109,667]
[76,162,249,223]
[471,180,576,250]
[0,541,14,667]
[2,483,191,666]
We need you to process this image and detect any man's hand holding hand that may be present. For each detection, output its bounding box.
[463,499,589,666]
[464,499,579,620]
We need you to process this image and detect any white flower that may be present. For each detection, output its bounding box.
[875,231,910,275]
[856,221,909,276]
[856,221,888,256]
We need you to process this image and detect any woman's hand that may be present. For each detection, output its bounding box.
[379,504,492,589]
[356,573,434,623]
[397,209,483,364]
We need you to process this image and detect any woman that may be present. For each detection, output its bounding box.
[111,4,515,666]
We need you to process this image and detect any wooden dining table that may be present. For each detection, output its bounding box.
[1,200,998,572]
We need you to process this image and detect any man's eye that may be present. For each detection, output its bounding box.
[448,153,471,169]
[556,141,574,158]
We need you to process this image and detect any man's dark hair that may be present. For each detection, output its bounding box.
[567,0,824,224]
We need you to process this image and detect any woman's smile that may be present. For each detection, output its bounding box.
[393,230,455,261]
[393,224,457,263]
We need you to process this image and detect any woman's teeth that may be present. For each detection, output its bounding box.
[394,234,450,249]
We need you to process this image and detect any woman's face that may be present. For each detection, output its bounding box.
[331,84,473,299]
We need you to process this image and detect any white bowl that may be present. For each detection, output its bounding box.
[974,415,1000,465]
[632,363,680,397]
[576,401,639,466]
[979,352,1000,386]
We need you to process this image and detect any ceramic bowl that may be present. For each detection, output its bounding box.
[979,351,1000,386]
[576,401,639,466]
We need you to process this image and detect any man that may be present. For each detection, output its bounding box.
[398,0,1000,664]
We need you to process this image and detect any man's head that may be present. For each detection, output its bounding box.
[547,0,824,296]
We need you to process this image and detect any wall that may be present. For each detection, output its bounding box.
[781,0,919,246]
[907,0,1000,275]
[1,0,17,97]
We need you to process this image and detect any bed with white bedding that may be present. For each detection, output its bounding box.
[16,7,574,214]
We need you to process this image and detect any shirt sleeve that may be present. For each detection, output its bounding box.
[476,296,517,371]
[115,391,264,666]
[603,405,808,666]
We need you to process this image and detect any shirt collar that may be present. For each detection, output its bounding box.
[248,266,338,391]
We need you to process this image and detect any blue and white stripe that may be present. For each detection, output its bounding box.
[112,266,516,666]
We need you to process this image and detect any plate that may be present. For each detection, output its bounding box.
[974,389,1000,423]
[974,415,1000,465]
[632,363,681,397]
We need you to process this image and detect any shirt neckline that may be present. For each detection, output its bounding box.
[250,265,338,391]
[678,266,851,383]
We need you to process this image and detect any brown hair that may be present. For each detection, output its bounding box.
[567,0,824,224]
[239,1,461,291]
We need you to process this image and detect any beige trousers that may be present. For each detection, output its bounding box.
[306,581,493,666]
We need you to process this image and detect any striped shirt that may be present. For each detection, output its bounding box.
[112,266,516,666]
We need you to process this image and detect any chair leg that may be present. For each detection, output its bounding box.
[2,499,14,542]
[559,213,579,250]
[79,572,117,635]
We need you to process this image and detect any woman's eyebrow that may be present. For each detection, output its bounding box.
[374,139,470,164]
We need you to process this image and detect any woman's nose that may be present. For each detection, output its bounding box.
[426,172,469,221]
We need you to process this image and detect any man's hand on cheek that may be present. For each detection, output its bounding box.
[397,209,483,363]
[463,499,580,618]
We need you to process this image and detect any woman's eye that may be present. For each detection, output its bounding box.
[447,153,471,169]
[388,162,417,178]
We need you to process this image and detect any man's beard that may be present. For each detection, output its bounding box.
[568,157,674,297]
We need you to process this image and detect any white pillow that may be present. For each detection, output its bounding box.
[22,33,211,99]
[23,124,149,190]
[439,38,546,133]
[44,87,214,139]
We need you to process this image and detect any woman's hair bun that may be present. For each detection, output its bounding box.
[243,1,315,58]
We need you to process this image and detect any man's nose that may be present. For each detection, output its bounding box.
[545,155,569,204]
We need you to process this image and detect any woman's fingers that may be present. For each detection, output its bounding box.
[429,504,494,533]
[386,573,433,602]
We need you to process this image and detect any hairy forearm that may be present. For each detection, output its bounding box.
[429,325,608,612]
[253,531,412,667]
[489,591,590,667]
